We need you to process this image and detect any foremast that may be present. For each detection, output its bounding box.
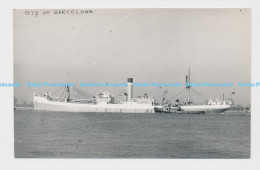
[185,68,191,104]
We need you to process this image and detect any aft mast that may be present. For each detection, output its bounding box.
[65,72,70,102]
[188,68,190,103]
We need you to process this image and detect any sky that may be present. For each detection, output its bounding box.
[13,8,251,105]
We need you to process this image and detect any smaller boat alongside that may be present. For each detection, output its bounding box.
[155,69,232,114]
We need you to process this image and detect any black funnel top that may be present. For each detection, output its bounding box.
[127,78,133,83]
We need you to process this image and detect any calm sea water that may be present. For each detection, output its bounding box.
[14,109,250,158]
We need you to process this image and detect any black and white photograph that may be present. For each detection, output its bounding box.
[13,8,251,159]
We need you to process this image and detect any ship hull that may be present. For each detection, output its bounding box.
[34,96,155,113]
[179,105,231,113]
[155,105,231,114]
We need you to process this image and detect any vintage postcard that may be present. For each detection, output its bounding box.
[13,8,251,158]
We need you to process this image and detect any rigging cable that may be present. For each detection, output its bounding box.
[50,86,64,95]
[190,88,209,101]
[168,88,186,101]
[59,87,66,101]
[73,86,95,98]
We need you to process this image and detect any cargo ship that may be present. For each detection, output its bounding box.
[155,69,232,114]
[33,78,155,113]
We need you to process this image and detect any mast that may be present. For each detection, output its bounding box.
[185,75,187,104]
[185,68,191,104]
[65,72,70,102]
[188,68,190,103]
